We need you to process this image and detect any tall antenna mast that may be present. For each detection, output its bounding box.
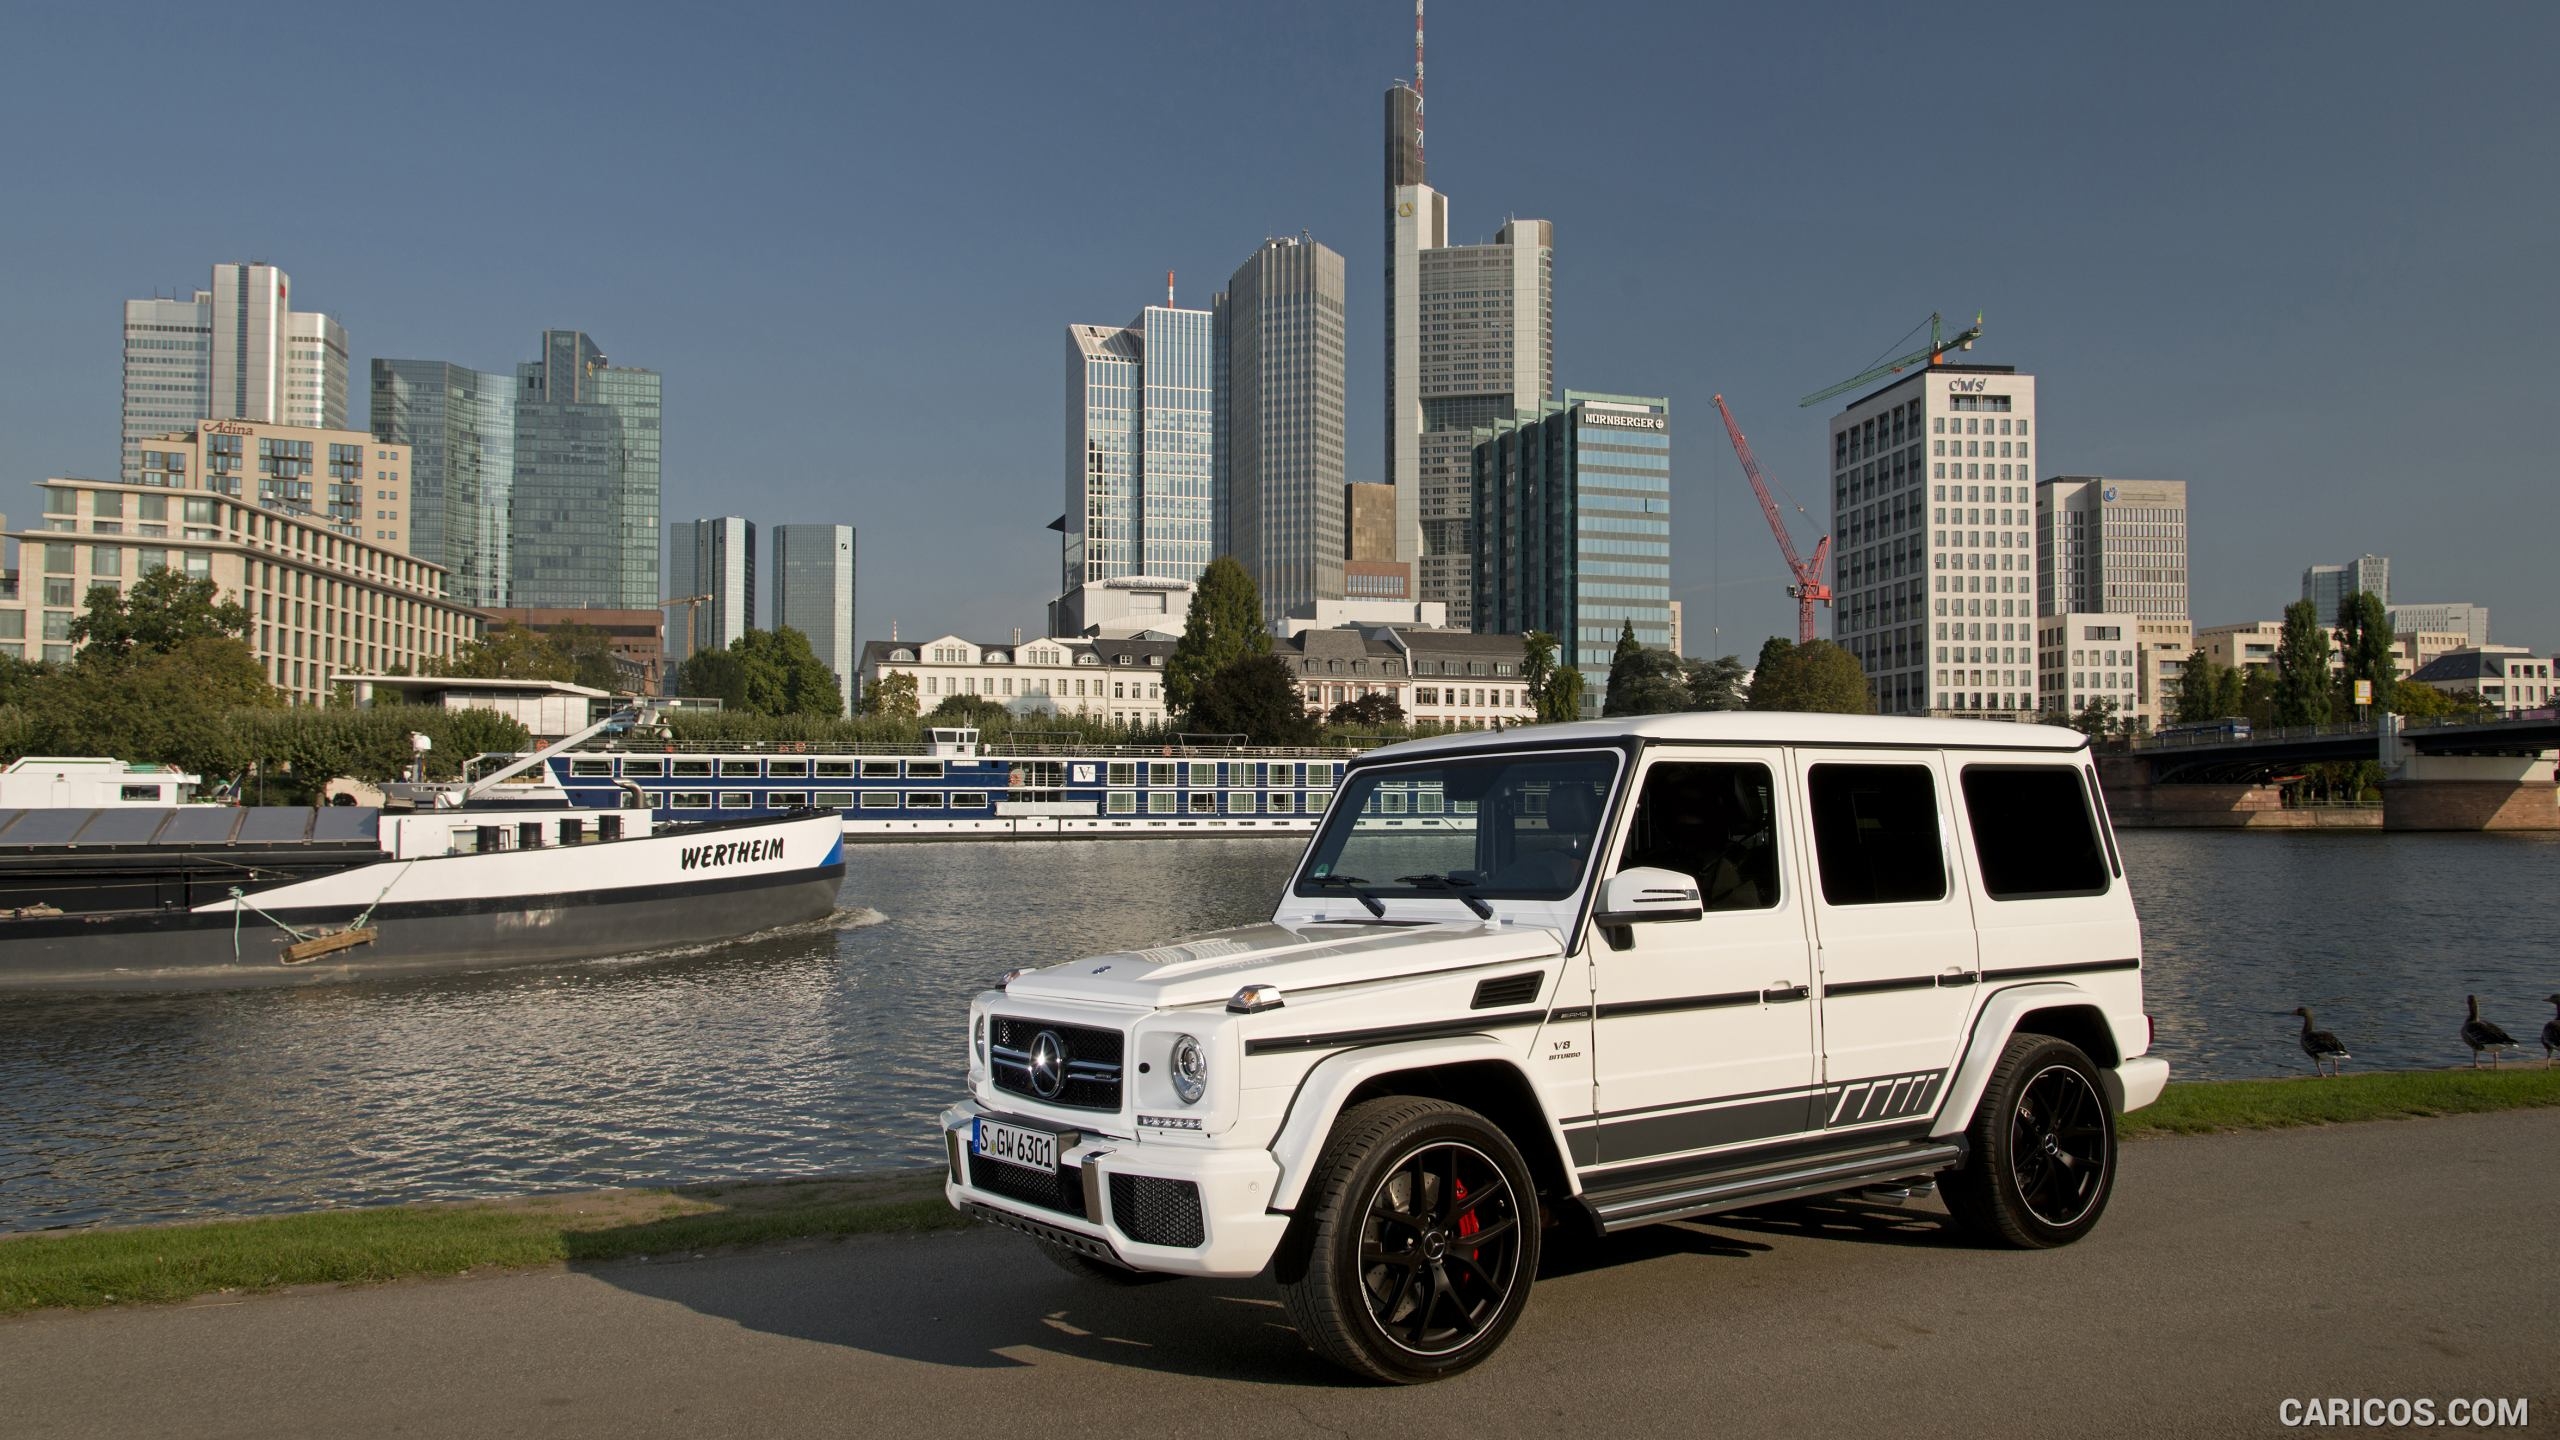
[1165,269,1174,306]
[1413,0,1425,165]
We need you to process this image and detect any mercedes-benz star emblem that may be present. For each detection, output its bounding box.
[1028,1029,1069,1099]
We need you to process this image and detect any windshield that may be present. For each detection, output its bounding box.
[1294,750,1622,904]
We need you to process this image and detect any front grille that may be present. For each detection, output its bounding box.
[990,1017,1125,1112]
[1108,1173,1205,1249]
[966,1150,1086,1219]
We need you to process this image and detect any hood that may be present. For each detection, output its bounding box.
[999,919,1565,1011]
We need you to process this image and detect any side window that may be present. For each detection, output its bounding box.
[1807,764,1947,905]
[1961,766,2111,899]
[1618,761,1780,911]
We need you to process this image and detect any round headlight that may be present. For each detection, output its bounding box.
[972,1013,988,1067]
[1169,1033,1207,1105]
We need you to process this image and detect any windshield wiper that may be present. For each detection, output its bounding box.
[1307,874,1387,918]
[1395,874,1494,919]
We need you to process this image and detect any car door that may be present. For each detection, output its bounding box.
[1588,749,1821,1165]
[1793,751,1978,1131]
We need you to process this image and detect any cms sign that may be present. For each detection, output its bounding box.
[1946,378,1989,393]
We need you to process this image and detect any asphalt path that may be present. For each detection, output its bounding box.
[4,1109,2553,1439]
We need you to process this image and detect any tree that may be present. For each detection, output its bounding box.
[1520,631,1559,715]
[2070,695,2121,740]
[1684,654,1748,711]
[2238,665,2277,728]
[2174,648,2226,724]
[1602,619,1645,705]
[2390,679,2492,720]
[0,653,48,709]
[67,569,252,664]
[1327,692,1405,728]
[856,669,919,719]
[2332,590,2396,714]
[1746,639,1873,714]
[930,693,1009,726]
[1185,654,1316,745]
[1541,666,1586,723]
[1603,647,1692,717]
[2272,599,2333,727]
[439,624,576,683]
[1166,556,1269,712]
[15,572,279,777]
[677,628,842,718]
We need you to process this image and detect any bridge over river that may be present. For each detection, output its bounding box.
[2099,712,2559,830]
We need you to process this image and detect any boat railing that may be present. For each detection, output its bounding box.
[560,740,1367,760]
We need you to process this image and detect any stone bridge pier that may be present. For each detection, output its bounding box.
[2379,752,2559,831]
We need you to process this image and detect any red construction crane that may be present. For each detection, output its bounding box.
[1712,394,1832,644]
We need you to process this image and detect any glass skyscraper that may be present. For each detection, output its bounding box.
[1064,300,1212,592]
[511,330,660,610]
[122,262,348,485]
[771,523,856,715]
[1471,392,1672,709]
[370,359,515,607]
[665,516,755,669]
[1214,235,1348,628]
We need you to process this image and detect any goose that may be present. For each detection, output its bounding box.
[2541,995,2559,1068]
[2290,1007,2349,1077]
[2460,995,2518,1069]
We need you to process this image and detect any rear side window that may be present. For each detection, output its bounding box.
[1807,764,1947,906]
[1961,766,2111,899]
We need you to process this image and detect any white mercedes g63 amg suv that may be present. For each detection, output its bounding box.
[941,714,2167,1382]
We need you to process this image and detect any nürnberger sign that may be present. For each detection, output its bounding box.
[1582,413,1666,430]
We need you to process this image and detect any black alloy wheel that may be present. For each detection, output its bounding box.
[1277,1097,1541,1382]
[1940,1032,2118,1249]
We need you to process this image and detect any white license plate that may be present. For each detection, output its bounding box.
[973,1117,1059,1174]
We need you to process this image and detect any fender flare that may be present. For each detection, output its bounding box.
[1929,983,2123,1139]
[1264,1036,1575,1213]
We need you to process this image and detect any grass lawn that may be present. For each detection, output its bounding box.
[6,1067,2556,1317]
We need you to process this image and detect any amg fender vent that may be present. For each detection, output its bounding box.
[1472,972,1544,1010]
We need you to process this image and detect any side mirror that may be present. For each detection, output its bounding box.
[1593,866,1703,926]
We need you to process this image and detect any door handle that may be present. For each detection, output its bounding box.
[1938,969,1980,987]
[1762,983,1810,1003]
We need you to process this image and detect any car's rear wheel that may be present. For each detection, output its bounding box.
[1940,1032,2117,1248]
[1275,1097,1540,1383]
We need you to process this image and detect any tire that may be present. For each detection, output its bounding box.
[1274,1097,1541,1383]
[1037,1241,1173,1286]
[1940,1032,2117,1249]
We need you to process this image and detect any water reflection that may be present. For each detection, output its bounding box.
[2,832,2553,1230]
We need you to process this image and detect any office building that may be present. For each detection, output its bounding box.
[1051,574,1194,639]
[2388,601,2489,647]
[1344,481,1412,601]
[2406,646,2555,714]
[1062,295,1213,611]
[0,472,473,701]
[1470,392,1672,712]
[121,419,407,551]
[771,523,857,715]
[122,262,348,485]
[512,331,660,610]
[665,517,755,665]
[1383,66,1553,629]
[1214,236,1348,628]
[2302,554,2389,624]
[370,360,516,607]
[476,606,666,694]
[2035,477,2189,620]
[2035,614,2143,726]
[1830,364,2038,717]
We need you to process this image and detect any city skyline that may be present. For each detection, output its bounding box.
[3,3,2555,655]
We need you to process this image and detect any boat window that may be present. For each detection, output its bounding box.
[1311,765,1336,789]
[719,792,755,809]
[1107,762,1136,786]
[1188,762,1215,788]
[1266,792,1294,814]
[1148,761,1175,787]
[718,758,762,778]
[766,792,809,810]
[671,759,713,778]
[569,759,615,778]
[622,758,666,778]
[909,760,945,779]
[1807,764,1947,906]
[767,759,810,779]
[1148,792,1176,814]
[1108,791,1136,814]
[814,759,855,779]
[861,759,902,779]
[669,792,712,810]
[814,791,854,810]
[1188,792,1216,814]
[949,791,988,809]
[1228,792,1257,814]
[906,792,945,810]
[1960,765,2111,900]
[1225,762,1258,787]
[859,792,899,810]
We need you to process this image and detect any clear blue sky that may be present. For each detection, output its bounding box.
[4,1,2554,655]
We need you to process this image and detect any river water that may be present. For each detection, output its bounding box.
[2,831,2553,1231]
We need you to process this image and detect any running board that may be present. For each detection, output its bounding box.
[1581,1139,1966,1233]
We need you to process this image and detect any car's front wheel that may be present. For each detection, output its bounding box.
[1940,1032,2117,1248]
[1275,1097,1540,1383]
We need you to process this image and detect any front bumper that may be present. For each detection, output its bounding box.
[939,1099,1289,1278]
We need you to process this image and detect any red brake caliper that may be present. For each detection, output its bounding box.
[1454,1175,1480,1256]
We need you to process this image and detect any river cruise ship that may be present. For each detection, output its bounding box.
[536,728,1358,841]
